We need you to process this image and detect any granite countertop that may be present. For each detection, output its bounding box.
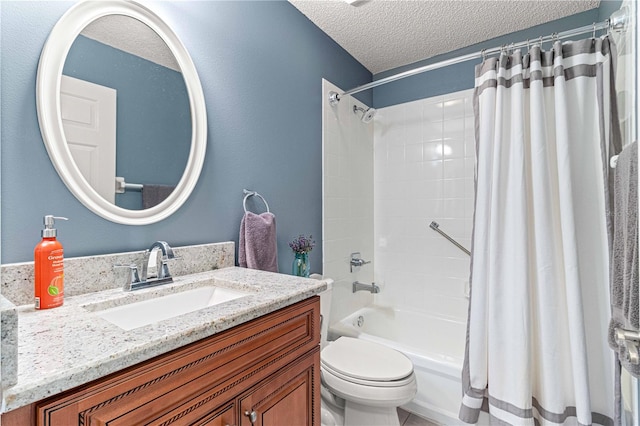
[1,267,327,413]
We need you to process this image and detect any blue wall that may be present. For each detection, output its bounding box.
[64,35,191,210]
[0,1,372,272]
[0,0,621,270]
[372,1,622,108]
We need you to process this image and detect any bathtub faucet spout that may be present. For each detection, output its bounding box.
[353,281,380,294]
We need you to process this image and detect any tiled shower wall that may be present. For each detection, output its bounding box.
[322,79,374,325]
[373,89,475,322]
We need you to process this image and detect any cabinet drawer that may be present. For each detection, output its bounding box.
[23,297,320,426]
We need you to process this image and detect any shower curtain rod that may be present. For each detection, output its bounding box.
[328,9,628,104]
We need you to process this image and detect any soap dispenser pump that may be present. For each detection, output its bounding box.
[34,215,68,310]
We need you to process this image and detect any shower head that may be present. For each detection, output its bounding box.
[353,105,377,123]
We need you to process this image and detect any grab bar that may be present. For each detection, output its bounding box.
[429,221,470,256]
[615,328,640,365]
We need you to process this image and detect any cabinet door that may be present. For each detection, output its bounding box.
[239,348,320,426]
[195,403,236,426]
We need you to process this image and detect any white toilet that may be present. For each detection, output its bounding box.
[317,279,417,426]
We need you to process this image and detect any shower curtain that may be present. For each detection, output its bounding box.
[460,37,621,425]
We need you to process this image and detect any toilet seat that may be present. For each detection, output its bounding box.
[321,362,415,388]
[321,337,414,384]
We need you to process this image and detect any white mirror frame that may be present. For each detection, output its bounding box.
[36,0,207,225]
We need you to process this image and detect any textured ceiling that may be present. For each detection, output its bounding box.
[288,0,601,74]
[81,15,180,72]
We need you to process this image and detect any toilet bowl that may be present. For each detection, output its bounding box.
[315,277,417,426]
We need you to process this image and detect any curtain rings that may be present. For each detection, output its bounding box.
[481,48,487,62]
[501,44,513,64]
[592,22,596,39]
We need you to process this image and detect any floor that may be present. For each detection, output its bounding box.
[398,408,441,426]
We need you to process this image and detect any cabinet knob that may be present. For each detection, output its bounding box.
[244,410,258,424]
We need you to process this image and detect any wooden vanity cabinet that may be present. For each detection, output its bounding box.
[238,349,318,426]
[2,296,320,426]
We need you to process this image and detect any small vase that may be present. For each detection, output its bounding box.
[292,252,310,277]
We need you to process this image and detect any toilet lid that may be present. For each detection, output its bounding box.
[321,337,413,382]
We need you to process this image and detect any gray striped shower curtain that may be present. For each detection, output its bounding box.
[460,37,621,425]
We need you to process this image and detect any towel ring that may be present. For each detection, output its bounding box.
[243,189,270,213]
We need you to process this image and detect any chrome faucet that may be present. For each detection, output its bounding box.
[141,241,176,282]
[116,241,176,291]
[352,281,380,294]
[350,252,371,272]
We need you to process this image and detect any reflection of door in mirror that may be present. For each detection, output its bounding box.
[61,15,191,210]
[61,76,116,203]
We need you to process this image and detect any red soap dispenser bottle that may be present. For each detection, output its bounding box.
[34,215,68,310]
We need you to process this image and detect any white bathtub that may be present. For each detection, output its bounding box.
[329,305,467,424]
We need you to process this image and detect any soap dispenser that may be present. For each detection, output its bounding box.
[34,215,68,310]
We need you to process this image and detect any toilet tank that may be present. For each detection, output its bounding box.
[310,274,333,349]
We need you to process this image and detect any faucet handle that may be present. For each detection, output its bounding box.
[114,263,141,291]
[350,252,371,272]
[114,263,139,277]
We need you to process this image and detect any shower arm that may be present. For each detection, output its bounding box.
[429,221,470,256]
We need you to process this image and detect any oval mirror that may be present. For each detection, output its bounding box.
[37,0,207,225]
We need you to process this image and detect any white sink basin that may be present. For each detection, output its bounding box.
[96,286,249,331]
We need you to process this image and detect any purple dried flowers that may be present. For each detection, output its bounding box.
[289,234,315,254]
